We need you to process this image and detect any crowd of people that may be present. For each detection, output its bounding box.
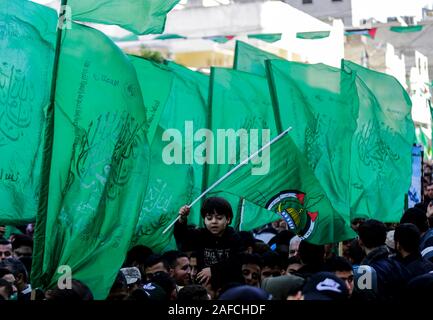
[1,181,433,301]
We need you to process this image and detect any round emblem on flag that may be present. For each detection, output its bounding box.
[266,190,318,240]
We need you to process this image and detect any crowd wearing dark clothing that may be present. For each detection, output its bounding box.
[1,195,433,301]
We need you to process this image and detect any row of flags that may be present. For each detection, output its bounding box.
[1,0,415,299]
[112,25,427,43]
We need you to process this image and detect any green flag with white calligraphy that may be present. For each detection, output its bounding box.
[31,22,150,299]
[0,0,57,225]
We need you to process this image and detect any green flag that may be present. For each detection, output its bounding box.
[296,31,330,39]
[111,33,140,42]
[69,0,180,35]
[131,60,210,251]
[0,0,57,225]
[415,126,432,159]
[212,132,355,244]
[207,68,281,230]
[233,41,282,77]
[390,25,423,33]
[344,60,414,222]
[153,34,186,40]
[248,33,282,43]
[267,59,359,232]
[129,56,174,144]
[31,22,150,300]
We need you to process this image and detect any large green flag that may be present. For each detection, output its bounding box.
[31,22,150,299]
[69,0,180,35]
[207,68,281,230]
[130,59,209,251]
[212,132,354,244]
[344,60,415,222]
[129,56,174,144]
[267,60,358,233]
[233,41,282,77]
[0,0,57,225]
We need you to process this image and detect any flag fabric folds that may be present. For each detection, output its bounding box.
[213,132,355,244]
[31,22,150,299]
[267,59,359,233]
[0,0,57,225]
[207,67,281,230]
[344,60,415,222]
[233,41,282,77]
[130,59,210,251]
[68,0,180,35]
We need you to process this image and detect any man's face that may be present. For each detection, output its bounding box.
[335,270,354,295]
[289,240,300,258]
[204,212,229,237]
[0,226,5,238]
[145,262,168,281]
[189,257,198,282]
[172,257,191,286]
[426,185,433,199]
[242,263,261,287]
[286,262,303,274]
[261,266,281,280]
[1,274,17,293]
[0,243,12,261]
[13,246,32,259]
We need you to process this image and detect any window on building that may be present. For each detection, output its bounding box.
[302,0,313,4]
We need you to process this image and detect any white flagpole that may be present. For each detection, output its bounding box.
[162,127,292,234]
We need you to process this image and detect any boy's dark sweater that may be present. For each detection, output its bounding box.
[174,221,243,286]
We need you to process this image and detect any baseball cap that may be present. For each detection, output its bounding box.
[302,272,349,301]
[120,267,141,285]
[142,282,167,301]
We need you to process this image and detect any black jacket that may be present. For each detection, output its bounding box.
[174,222,243,287]
[352,246,408,302]
[393,253,433,280]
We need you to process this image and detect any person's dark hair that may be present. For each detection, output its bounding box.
[0,278,13,298]
[45,279,93,300]
[287,256,302,265]
[394,223,421,254]
[0,258,28,283]
[347,239,365,265]
[238,231,256,251]
[144,254,169,270]
[240,253,263,267]
[150,272,176,300]
[18,256,32,277]
[0,267,13,278]
[298,240,325,266]
[11,234,33,251]
[0,238,10,246]
[177,285,210,301]
[400,208,429,233]
[268,230,295,247]
[161,250,189,270]
[200,197,233,221]
[261,251,282,269]
[357,219,387,249]
[324,256,353,273]
[123,245,153,267]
